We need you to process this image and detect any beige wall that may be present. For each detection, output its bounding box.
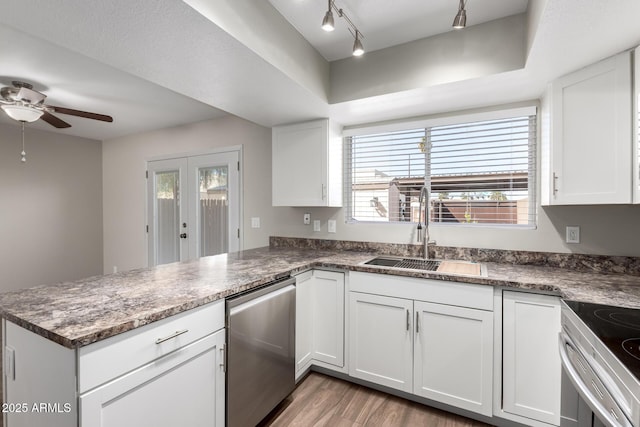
[268,203,640,257]
[268,98,640,258]
[330,14,526,104]
[0,123,103,292]
[102,105,640,272]
[102,115,274,273]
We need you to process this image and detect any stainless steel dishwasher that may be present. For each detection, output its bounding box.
[226,276,296,427]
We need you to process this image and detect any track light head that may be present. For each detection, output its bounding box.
[352,32,364,57]
[322,9,335,31]
[322,0,335,31]
[452,0,467,29]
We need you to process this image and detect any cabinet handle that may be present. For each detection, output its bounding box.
[406,309,410,331]
[155,329,189,344]
[553,172,558,196]
[220,345,226,373]
[322,184,327,200]
[416,312,420,333]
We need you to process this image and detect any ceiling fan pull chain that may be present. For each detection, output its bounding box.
[20,121,26,163]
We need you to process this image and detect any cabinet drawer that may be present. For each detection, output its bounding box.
[349,272,493,311]
[78,300,224,393]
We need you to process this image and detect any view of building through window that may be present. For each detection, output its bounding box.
[345,112,536,226]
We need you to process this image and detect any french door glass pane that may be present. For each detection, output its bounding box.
[198,166,228,257]
[156,171,180,265]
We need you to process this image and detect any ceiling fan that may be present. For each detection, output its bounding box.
[0,80,113,128]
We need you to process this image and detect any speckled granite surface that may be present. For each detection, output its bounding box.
[1,244,640,349]
[270,236,640,275]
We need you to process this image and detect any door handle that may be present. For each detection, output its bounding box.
[180,233,187,239]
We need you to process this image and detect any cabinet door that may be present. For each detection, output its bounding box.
[502,292,561,425]
[312,270,345,367]
[413,301,493,417]
[272,119,328,206]
[348,292,413,393]
[295,271,314,377]
[80,330,225,427]
[551,51,632,204]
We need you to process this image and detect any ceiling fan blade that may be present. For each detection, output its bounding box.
[49,106,113,122]
[41,111,71,128]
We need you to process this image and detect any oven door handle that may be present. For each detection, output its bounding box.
[558,332,632,427]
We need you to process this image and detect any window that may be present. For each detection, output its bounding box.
[344,108,537,226]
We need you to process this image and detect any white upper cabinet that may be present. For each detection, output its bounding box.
[272,119,342,207]
[546,50,633,205]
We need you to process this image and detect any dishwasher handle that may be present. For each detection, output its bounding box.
[229,283,295,316]
[227,276,295,309]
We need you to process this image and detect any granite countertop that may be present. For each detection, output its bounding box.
[1,246,640,349]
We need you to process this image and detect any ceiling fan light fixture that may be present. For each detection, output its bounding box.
[452,0,467,29]
[1,104,43,123]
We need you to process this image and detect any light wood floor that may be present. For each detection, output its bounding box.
[260,372,494,427]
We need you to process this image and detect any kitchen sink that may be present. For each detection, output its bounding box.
[364,256,440,271]
[363,256,486,277]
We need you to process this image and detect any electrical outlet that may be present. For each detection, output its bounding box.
[303,213,311,225]
[566,226,580,244]
[313,220,321,232]
[328,219,337,233]
[251,217,260,228]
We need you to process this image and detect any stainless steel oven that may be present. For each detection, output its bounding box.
[560,300,640,427]
[226,276,296,427]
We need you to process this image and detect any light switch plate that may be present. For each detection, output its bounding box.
[328,219,336,233]
[251,217,260,228]
[566,226,580,244]
[313,220,321,232]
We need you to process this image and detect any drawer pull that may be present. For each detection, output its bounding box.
[155,329,189,344]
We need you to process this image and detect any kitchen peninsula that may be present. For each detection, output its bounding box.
[2,239,640,427]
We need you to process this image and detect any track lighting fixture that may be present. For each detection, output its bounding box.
[452,0,467,29]
[352,31,364,57]
[321,0,335,31]
[320,0,365,57]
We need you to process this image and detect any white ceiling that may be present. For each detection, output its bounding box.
[0,24,227,141]
[268,0,528,61]
[1,0,640,141]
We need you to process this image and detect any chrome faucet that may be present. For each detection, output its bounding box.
[417,185,431,259]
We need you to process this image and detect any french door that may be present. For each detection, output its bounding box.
[147,150,240,267]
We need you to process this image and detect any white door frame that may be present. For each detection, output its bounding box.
[146,146,243,267]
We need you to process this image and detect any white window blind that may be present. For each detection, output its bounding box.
[344,111,537,226]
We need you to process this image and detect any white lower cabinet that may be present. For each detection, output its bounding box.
[496,290,563,426]
[80,329,225,427]
[295,270,314,374]
[347,272,494,417]
[295,269,345,379]
[3,300,226,427]
[348,292,413,392]
[414,301,493,416]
